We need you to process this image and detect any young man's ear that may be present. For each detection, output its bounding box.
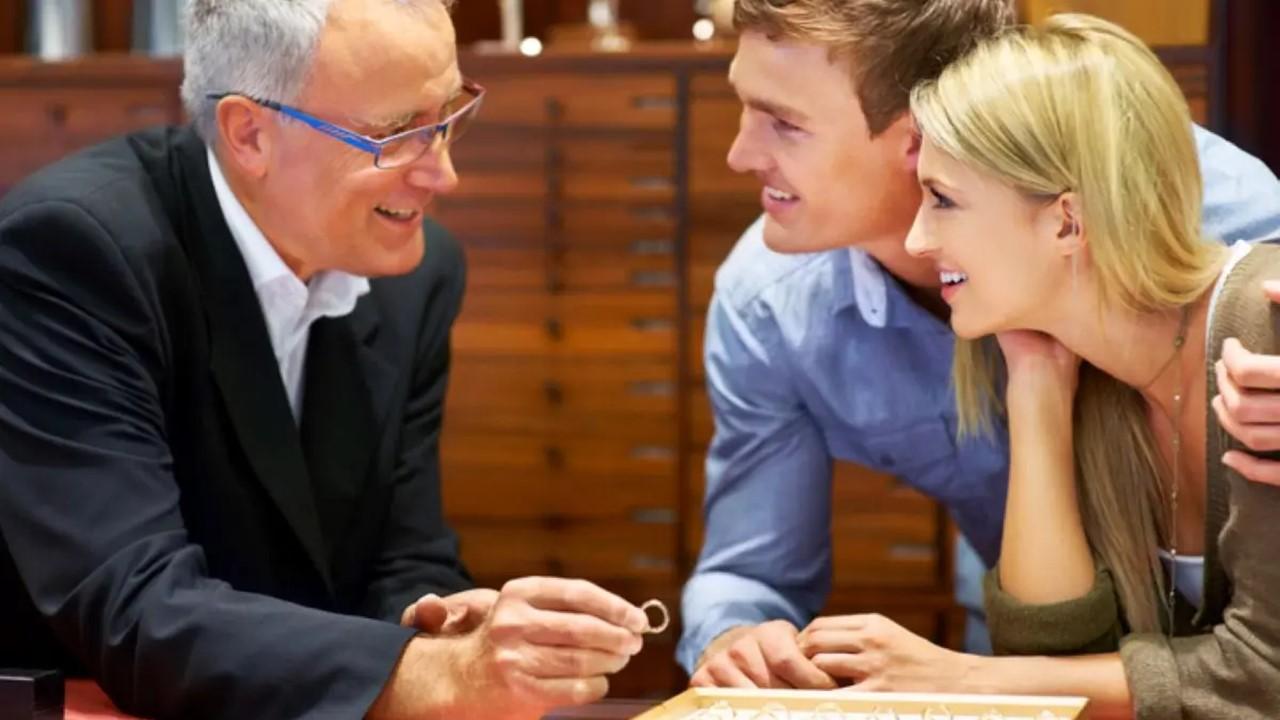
[885,112,922,174]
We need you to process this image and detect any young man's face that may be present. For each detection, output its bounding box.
[726,31,922,255]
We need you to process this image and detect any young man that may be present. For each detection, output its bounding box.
[680,0,1280,689]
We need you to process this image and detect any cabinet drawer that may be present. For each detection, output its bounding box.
[831,507,941,589]
[0,142,67,193]
[556,137,675,203]
[452,521,678,581]
[448,131,545,201]
[689,93,759,197]
[453,291,677,356]
[442,430,678,481]
[447,356,677,433]
[457,238,677,292]
[476,74,677,130]
[0,88,173,143]
[832,461,937,515]
[442,458,677,522]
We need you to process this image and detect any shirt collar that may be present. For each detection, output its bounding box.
[205,148,370,322]
[845,247,889,328]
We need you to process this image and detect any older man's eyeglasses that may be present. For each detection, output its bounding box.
[206,79,485,169]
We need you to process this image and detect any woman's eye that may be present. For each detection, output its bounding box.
[929,187,955,209]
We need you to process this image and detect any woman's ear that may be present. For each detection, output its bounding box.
[1045,191,1086,259]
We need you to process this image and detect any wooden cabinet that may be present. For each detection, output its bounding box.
[0,58,183,195]
[0,37,1224,698]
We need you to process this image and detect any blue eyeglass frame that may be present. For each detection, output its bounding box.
[206,79,486,168]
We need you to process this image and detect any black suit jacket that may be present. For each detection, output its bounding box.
[0,127,473,719]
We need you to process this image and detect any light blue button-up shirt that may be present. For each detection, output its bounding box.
[678,126,1280,673]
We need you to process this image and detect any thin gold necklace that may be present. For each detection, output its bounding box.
[1154,305,1192,635]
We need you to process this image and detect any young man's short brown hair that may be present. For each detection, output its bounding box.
[735,0,1016,135]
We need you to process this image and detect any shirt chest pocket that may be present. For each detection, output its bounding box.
[829,419,957,476]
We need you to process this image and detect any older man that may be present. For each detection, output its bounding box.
[0,1,646,718]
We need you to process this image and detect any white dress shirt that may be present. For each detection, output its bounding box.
[207,149,370,421]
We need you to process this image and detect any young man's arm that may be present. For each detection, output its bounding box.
[678,285,835,689]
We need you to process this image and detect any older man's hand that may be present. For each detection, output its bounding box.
[1214,283,1280,487]
[401,588,500,636]
[371,577,648,720]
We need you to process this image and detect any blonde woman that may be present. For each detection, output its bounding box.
[793,13,1280,720]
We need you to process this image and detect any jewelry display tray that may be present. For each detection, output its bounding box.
[631,688,1089,720]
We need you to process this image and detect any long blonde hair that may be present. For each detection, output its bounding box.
[910,14,1227,632]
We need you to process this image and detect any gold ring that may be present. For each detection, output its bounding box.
[640,599,669,634]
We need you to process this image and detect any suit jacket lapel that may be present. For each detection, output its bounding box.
[168,128,333,592]
[301,299,398,554]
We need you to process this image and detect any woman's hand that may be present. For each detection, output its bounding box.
[796,614,984,693]
[996,330,1082,412]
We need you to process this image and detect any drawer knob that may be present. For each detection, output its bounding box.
[546,269,565,294]
[47,104,68,128]
[544,446,565,469]
[543,381,564,405]
[545,318,563,340]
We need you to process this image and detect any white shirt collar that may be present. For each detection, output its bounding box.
[205,147,370,336]
[848,247,889,328]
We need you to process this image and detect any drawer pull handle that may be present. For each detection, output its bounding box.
[630,508,677,525]
[626,380,674,397]
[887,543,934,560]
[631,95,676,110]
[630,207,673,222]
[630,445,674,461]
[629,176,674,190]
[630,318,673,333]
[630,554,675,571]
[543,381,564,405]
[629,239,674,256]
[630,271,676,288]
[128,104,166,119]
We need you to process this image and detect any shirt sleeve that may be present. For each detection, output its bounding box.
[1118,472,1280,720]
[677,289,834,673]
[1195,125,1280,244]
[982,565,1121,657]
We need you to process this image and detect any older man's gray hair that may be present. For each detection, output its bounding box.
[181,0,454,143]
